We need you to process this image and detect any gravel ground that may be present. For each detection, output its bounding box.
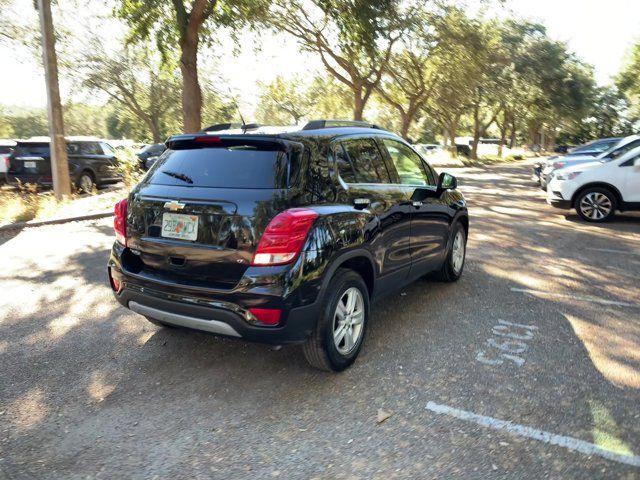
[1,160,639,479]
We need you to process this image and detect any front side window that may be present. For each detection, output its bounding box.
[335,144,357,183]
[382,138,433,186]
[341,138,390,183]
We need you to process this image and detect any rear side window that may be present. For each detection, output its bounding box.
[0,146,12,154]
[341,138,390,183]
[80,142,103,155]
[147,146,289,189]
[335,144,357,183]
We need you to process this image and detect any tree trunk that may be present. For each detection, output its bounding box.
[509,117,517,148]
[148,116,162,144]
[353,88,364,121]
[179,28,202,133]
[448,118,459,158]
[399,112,411,140]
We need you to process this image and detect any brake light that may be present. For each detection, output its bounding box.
[114,198,128,246]
[252,208,318,266]
[194,135,221,144]
[553,161,566,169]
[249,308,281,326]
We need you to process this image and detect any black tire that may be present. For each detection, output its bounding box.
[145,316,176,329]
[574,187,617,223]
[302,269,370,372]
[435,222,466,282]
[77,170,96,193]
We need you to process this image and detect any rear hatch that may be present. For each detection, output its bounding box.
[8,142,52,183]
[124,135,301,290]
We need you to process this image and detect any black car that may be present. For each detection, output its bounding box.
[108,120,469,371]
[7,137,121,192]
[137,143,166,170]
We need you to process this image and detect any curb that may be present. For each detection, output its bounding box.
[0,211,113,232]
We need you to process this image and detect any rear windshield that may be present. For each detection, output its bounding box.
[14,144,50,156]
[0,146,13,154]
[146,147,289,189]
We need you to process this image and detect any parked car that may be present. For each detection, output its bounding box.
[6,136,121,192]
[108,120,469,371]
[538,135,640,190]
[136,143,165,170]
[0,140,16,178]
[414,143,442,156]
[532,137,622,186]
[547,145,640,222]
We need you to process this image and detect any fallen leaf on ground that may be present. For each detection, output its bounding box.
[377,409,392,424]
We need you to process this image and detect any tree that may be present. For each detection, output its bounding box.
[375,14,438,139]
[617,42,640,123]
[256,76,315,124]
[268,0,408,120]
[80,45,181,143]
[116,0,268,133]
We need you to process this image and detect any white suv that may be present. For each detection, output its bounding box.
[547,145,640,222]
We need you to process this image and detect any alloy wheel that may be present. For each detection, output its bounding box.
[451,230,465,274]
[333,287,365,355]
[579,192,612,221]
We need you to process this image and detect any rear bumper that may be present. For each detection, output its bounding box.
[6,174,52,186]
[108,244,324,345]
[112,283,320,344]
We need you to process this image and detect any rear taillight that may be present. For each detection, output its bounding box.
[251,208,318,266]
[114,198,128,246]
[553,161,566,169]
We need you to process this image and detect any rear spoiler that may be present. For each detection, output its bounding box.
[165,134,288,151]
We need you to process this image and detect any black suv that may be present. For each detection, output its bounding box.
[108,121,469,371]
[7,137,121,192]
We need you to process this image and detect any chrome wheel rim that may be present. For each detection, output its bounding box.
[80,174,93,193]
[333,287,365,355]
[451,230,465,274]
[579,192,612,220]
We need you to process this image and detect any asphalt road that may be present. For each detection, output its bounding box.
[1,160,639,479]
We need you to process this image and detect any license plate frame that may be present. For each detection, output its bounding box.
[161,213,199,241]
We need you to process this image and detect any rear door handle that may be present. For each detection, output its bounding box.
[412,201,423,207]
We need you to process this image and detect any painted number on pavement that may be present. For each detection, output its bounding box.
[476,319,538,367]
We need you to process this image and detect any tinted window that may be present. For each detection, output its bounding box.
[67,143,80,155]
[382,139,433,186]
[148,144,165,155]
[14,144,50,156]
[0,146,13,154]
[341,138,390,183]
[606,139,640,160]
[80,142,102,155]
[335,144,357,183]
[147,147,288,189]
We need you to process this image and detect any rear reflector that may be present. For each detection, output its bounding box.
[114,198,128,246]
[251,208,318,266]
[249,308,281,326]
[108,268,121,292]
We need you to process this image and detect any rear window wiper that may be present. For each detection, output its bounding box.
[161,170,193,184]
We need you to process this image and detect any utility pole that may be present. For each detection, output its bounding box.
[37,0,71,199]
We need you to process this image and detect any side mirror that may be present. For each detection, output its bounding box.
[438,172,457,191]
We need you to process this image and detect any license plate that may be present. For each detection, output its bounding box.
[161,213,198,241]
[24,161,36,169]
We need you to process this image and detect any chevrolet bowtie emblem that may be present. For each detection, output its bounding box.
[164,201,186,211]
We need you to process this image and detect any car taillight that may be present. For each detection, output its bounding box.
[252,208,318,266]
[249,308,281,326]
[553,161,565,169]
[114,198,128,246]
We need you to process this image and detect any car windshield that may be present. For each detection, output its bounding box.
[601,138,640,162]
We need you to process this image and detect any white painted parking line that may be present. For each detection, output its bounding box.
[426,402,640,468]
[585,247,640,256]
[510,288,639,308]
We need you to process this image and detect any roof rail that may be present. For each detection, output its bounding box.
[302,119,382,131]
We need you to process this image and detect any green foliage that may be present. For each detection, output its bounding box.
[617,43,640,122]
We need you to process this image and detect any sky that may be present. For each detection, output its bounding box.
[1,0,639,114]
